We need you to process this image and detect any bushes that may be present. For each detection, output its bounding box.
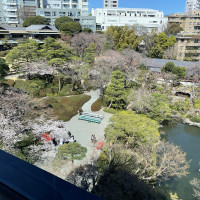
[13,133,41,164]
[14,80,28,91]
[161,62,186,79]
[194,99,200,109]
[103,108,119,114]
[190,116,200,123]
[91,97,103,112]
[14,79,45,97]
[0,50,10,57]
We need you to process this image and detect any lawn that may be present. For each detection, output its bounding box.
[91,97,103,112]
[45,95,91,121]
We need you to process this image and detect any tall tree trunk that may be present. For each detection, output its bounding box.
[107,101,113,110]
[72,79,76,91]
[58,76,61,92]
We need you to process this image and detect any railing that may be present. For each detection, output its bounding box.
[0,150,101,200]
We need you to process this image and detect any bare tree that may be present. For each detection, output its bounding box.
[190,177,200,199]
[142,142,190,182]
[66,159,99,192]
[163,45,178,60]
[100,141,189,183]
[70,33,106,58]
[17,6,35,22]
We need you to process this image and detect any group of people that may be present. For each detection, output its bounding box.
[91,134,97,146]
[78,108,83,116]
[66,131,76,143]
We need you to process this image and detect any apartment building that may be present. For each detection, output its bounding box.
[38,0,89,16]
[36,0,96,31]
[103,0,118,8]
[0,0,38,25]
[168,11,200,33]
[0,0,96,31]
[92,8,168,33]
[185,0,200,14]
[176,32,200,61]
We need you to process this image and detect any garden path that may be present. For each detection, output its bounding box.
[36,90,112,179]
[60,90,112,175]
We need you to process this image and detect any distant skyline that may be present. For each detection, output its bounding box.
[89,0,186,15]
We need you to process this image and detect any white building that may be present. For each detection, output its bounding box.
[92,8,168,33]
[39,0,89,16]
[0,0,95,31]
[185,0,200,14]
[103,0,118,8]
[0,0,37,25]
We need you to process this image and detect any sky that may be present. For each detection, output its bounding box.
[89,0,186,15]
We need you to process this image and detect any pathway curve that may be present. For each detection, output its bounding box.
[61,90,112,175]
[37,90,112,179]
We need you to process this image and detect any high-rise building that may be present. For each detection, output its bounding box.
[185,0,200,13]
[0,0,39,25]
[0,0,96,31]
[103,0,118,8]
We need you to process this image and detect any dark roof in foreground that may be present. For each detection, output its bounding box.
[0,150,101,200]
[143,58,200,69]
[0,25,59,32]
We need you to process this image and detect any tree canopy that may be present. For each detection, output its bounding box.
[149,33,176,58]
[5,39,39,71]
[105,25,141,50]
[105,70,126,109]
[54,16,74,30]
[22,16,49,27]
[0,58,9,79]
[60,21,82,36]
[57,142,87,162]
[162,62,186,79]
[165,23,183,35]
[105,111,160,145]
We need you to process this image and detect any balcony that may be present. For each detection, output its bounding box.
[6,13,17,17]
[186,43,200,46]
[0,150,101,200]
[185,50,200,53]
[6,7,17,11]
[6,0,17,4]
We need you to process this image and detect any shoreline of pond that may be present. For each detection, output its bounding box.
[160,124,200,200]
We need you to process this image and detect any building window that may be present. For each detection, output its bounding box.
[180,46,184,50]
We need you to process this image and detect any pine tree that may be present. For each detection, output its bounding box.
[105,70,126,109]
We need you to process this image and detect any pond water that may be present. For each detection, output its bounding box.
[161,124,200,200]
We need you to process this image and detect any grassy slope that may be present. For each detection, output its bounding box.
[91,97,103,112]
[45,95,91,121]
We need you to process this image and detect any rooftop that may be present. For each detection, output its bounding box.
[0,25,59,32]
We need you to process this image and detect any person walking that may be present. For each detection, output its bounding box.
[91,134,94,143]
[91,134,97,147]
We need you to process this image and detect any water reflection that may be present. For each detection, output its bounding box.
[161,124,200,200]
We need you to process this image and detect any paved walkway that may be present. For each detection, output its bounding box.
[60,90,112,175]
[36,90,112,178]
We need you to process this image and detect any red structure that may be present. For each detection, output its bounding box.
[42,133,53,142]
[96,142,103,150]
